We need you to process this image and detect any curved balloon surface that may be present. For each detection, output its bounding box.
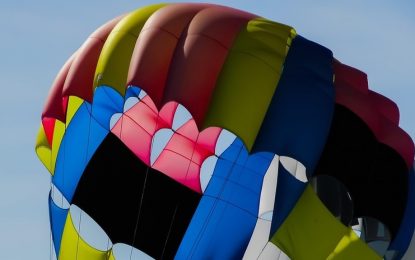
[36,3,415,260]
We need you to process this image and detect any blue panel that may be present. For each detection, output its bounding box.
[176,139,273,259]
[389,166,415,258]
[270,162,307,236]
[252,35,335,175]
[53,103,108,202]
[92,86,124,129]
[176,197,257,259]
[245,153,274,175]
[48,193,68,257]
[221,137,245,162]
[125,85,142,100]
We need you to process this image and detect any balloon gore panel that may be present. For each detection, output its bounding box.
[36,3,415,259]
[72,133,201,259]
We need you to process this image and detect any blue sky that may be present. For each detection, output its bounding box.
[0,0,414,259]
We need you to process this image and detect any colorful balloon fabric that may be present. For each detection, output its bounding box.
[35,3,415,260]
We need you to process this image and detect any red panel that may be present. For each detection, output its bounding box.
[127,4,210,107]
[90,15,125,39]
[197,127,222,154]
[124,101,163,135]
[162,6,256,126]
[42,53,75,122]
[142,3,211,36]
[334,60,414,168]
[176,119,198,142]
[191,144,213,165]
[61,96,69,116]
[115,115,153,165]
[140,95,158,114]
[369,91,399,125]
[378,120,415,167]
[185,161,203,193]
[110,94,223,193]
[333,60,368,94]
[153,150,191,184]
[41,117,56,146]
[153,150,203,193]
[158,102,178,128]
[335,78,381,137]
[165,133,195,160]
[63,16,123,102]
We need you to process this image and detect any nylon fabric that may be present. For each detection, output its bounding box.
[49,193,69,257]
[271,185,381,260]
[94,4,167,95]
[202,18,296,150]
[59,213,112,260]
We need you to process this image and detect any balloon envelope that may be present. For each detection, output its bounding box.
[36,3,415,260]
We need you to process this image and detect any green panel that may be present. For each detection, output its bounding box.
[202,18,296,150]
[94,4,167,95]
[271,185,381,260]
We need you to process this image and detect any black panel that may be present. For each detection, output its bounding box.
[311,175,354,226]
[314,105,408,238]
[72,133,201,259]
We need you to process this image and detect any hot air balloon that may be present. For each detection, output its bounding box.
[35,3,415,260]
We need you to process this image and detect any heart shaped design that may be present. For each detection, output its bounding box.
[93,85,308,258]
[107,86,223,193]
[48,84,398,260]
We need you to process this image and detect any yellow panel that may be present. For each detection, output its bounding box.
[271,185,382,259]
[107,250,116,260]
[59,213,112,260]
[327,229,381,260]
[38,96,82,175]
[233,18,296,71]
[35,125,53,174]
[202,18,296,150]
[51,120,66,174]
[271,185,346,259]
[94,4,167,95]
[65,96,84,127]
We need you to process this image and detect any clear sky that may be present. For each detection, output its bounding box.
[0,0,414,259]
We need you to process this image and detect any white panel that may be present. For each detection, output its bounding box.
[138,89,147,100]
[351,217,363,232]
[151,129,174,166]
[112,243,154,260]
[243,219,272,260]
[280,156,307,182]
[172,104,192,131]
[260,211,273,221]
[294,160,307,183]
[258,242,290,260]
[123,97,139,112]
[51,184,70,209]
[258,155,279,217]
[278,250,291,260]
[215,129,236,156]
[243,155,279,259]
[70,204,112,251]
[200,155,218,193]
[109,113,122,129]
